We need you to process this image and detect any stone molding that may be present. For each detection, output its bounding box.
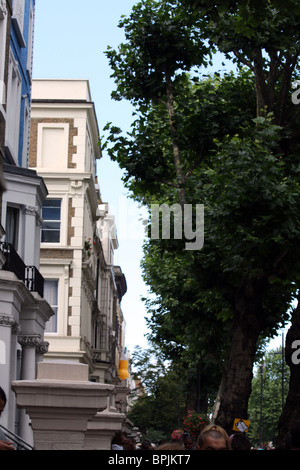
[12,362,115,450]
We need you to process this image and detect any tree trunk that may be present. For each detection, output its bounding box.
[276,295,300,449]
[253,48,270,117]
[215,279,267,434]
[164,69,186,206]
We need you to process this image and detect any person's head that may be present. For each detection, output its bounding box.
[140,439,154,450]
[230,432,251,450]
[0,387,7,417]
[182,432,196,449]
[111,432,124,445]
[121,435,136,450]
[197,424,231,450]
[156,441,185,450]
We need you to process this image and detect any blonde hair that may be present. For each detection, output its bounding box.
[197,424,231,450]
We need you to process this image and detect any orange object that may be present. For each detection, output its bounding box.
[118,348,129,380]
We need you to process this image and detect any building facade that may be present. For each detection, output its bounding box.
[29,78,129,393]
[5,0,34,168]
[0,3,132,448]
[0,0,12,237]
[0,0,54,447]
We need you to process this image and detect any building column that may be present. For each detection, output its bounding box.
[17,334,41,446]
[8,322,20,430]
[0,271,33,431]
[21,205,39,266]
[18,334,40,380]
[0,314,16,428]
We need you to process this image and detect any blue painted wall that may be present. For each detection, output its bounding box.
[9,0,35,167]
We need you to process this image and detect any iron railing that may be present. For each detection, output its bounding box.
[0,242,26,282]
[0,424,34,450]
[25,266,44,298]
[0,242,44,297]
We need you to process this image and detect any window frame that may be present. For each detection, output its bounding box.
[41,198,62,244]
[5,204,20,250]
[44,278,59,333]
[36,122,69,170]
[5,49,22,164]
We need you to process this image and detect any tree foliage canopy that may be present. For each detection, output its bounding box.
[181,0,300,122]
[103,0,300,436]
[106,0,210,105]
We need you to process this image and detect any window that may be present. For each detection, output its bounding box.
[0,0,7,109]
[5,50,21,163]
[37,123,69,169]
[100,321,107,351]
[93,318,99,349]
[6,206,19,249]
[41,199,61,243]
[44,279,58,333]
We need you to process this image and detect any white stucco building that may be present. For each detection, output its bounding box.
[0,4,133,448]
[0,77,133,450]
[28,78,130,401]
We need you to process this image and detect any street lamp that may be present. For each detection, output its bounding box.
[259,361,264,447]
[274,332,285,411]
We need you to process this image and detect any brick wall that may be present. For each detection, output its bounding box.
[40,249,73,259]
[29,118,78,169]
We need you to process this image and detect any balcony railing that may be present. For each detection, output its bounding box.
[0,242,44,297]
[0,242,26,282]
[25,266,44,298]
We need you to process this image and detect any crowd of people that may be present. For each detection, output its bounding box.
[111,422,300,451]
[1,385,300,451]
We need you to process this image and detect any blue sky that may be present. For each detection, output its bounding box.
[33,0,150,353]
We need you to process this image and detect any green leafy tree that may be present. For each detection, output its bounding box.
[142,115,300,432]
[128,346,186,441]
[104,69,256,203]
[181,0,300,123]
[103,0,300,437]
[277,294,300,448]
[248,349,290,447]
[179,0,300,433]
[105,0,211,205]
